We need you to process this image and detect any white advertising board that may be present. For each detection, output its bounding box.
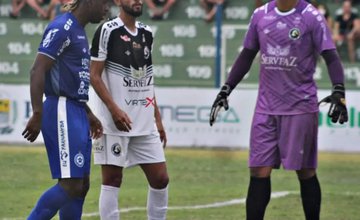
[0,85,359,152]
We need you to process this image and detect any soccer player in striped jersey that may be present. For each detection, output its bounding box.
[210,0,348,219]
[90,0,169,219]
[22,0,108,219]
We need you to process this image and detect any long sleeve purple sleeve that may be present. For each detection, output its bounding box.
[225,48,258,90]
[321,49,345,85]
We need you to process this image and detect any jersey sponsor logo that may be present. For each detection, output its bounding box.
[82,58,90,70]
[106,21,119,29]
[276,21,287,30]
[42,29,59,48]
[123,75,153,87]
[78,71,90,81]
[289,28,301,40]
[138,22,147,29]
[125,97,155,107]
[131,65,147,79]
[111,143,121,157]
[144,46,150,59]
[264,15,276,20]
[132,42,142,49]
[294,16,302,25]
[59,120,69,168]
[120,35,131,42]
[74,152,84,168]
[78,81,89,95]
[57,37,71,56]
[93,140,104,152]
[267,44,290,56]
[77,35,85,39]
[261,44,297,68]
[311,10,319,16]
[64,18,73,31]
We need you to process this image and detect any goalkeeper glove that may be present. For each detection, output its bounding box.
[319,84,348,124]
[209,84,232,126]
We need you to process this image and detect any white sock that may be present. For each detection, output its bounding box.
[147,185,168,220]
[99,184,120,220]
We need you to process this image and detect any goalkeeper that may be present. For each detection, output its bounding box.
[210,0,348,219]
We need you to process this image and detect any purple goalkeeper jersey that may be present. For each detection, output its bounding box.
[243,0,335,115]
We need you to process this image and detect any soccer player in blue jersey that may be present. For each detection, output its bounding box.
[22,0,109,219]
[210,0,348,219]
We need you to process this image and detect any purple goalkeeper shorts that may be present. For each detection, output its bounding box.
[249,112,318,170]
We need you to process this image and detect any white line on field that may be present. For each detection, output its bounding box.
[4,191,360,219]
[81,191,290,217]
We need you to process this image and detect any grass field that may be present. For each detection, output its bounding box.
[0,146,360,220]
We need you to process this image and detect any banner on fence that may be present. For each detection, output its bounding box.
[0,85,359,151]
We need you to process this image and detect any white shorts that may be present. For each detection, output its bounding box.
[93,131,166,168]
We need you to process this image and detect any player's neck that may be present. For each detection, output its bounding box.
[120,13,137,32]
[72,8,88,27]
[276,0,299,12]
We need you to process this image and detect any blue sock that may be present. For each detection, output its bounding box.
[28,183,71,220]
[59,197,85,220]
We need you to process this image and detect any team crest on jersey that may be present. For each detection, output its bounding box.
[43,29,59,48]
[74,152,84,168]
[144,46,150,59]
[289,28,301,40]
[111,143,122,157]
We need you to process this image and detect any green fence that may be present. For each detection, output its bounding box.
[0,0,359,89]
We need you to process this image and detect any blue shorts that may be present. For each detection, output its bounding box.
[41,96,91,179]
[249,112,318,170]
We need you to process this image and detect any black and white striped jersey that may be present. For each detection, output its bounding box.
[90,17,157,136]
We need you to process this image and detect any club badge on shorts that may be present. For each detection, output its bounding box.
[111,143,122,157]
[74,152,84,168]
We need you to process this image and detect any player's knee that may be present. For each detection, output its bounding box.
[250,167,272,178]
[296,169,316,180]
[102,173,123,187]
[150,173,169,189]
[59,179,87,198]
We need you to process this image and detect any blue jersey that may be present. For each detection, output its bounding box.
[39,12,90,102]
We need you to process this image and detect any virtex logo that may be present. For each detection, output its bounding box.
[125,97,154,107]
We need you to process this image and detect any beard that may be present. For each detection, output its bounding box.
[122,4,143,17]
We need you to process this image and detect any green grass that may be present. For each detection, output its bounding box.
[0,146,360,220]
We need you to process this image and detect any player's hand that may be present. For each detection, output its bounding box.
[88,112,103,139]
[209,84,232,126]
[158,129,167,149]
[22,112,42,142]
[111,107,132,132]
[319,84,348,124]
